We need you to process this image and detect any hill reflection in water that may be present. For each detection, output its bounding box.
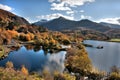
[0,46,66,74]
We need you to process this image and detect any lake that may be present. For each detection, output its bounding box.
[0,40,119,73]
[83,40,120,72]
[0,46,66,74]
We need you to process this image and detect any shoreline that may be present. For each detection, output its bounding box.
[84,39,120,43]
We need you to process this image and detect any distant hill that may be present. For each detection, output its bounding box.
[33,19,48,26]
[100,22,120,29]
[34,17,111,32]
[0,9,48,33]
[0,9,49,44]
[33,17,120,39]
[34,17,77,31]
[0,9,29,27]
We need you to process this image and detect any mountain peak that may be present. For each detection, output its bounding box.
[40,19,48,22]
[57,16,67,20]
[80,19,93,22]
[33,17,110,32]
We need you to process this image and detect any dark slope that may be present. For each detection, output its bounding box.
[34,17,111,32]
[0,9,29,26]
[100,22,120,29]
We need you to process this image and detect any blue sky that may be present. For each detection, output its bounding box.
[0,0,120,24]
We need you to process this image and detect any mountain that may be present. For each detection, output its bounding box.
[0,9,48,33]
[34,16,111,32]
[0,9,29,27]
[34,17,77,31]
[34,17,120,39]
[100,22,120,29]
[0,9,49,45]
[76,19,111,32]
[33,19,48,26]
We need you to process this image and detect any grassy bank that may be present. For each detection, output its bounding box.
[0,46,4,57]
[109,39,120,42]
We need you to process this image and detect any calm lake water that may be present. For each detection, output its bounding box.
[84,40,120,72]
[0,40,119,73]
[0,46,66,73]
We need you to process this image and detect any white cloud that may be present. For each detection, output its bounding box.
[36,13,74,20]
[49,0,95,18]
[80,10,84,13]
[80,15,92,19]
[49,0,95,12]
[24,17,34,23]
[51,2,71,11]
[62,0,95,7]
[49,0,95,8]
[97,17,120,25]
[66,10,74,15]
[0,4,13,11]
[48,0,55,2]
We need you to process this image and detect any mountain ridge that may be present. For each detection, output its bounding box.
[100,22,120,29]
[33,16,120,38]
[0,9,29,26]
[34,16,111,32]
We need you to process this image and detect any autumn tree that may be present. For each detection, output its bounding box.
[65,47,92,76]
[6,61,14,68]
[21,65,29,75]
[7,30,18,38]
[108,72,120,80]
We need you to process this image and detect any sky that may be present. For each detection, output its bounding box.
[0,0,120,24]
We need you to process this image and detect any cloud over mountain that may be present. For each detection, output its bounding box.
[80,15,92,19]
[48,0,95,21]
[36,13,74,20]
[51,2,71,11]
[49,0,95,12]
[98,17,120,25]
[0,4,13,11]
[49,0,95,7]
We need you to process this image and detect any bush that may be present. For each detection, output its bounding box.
[65,47,92,76]
[54,71,75,80]
[21,65,29,75]
[6,61,14,68]
[62,39,71,45]
[108,72,120,80]
[0,46,4,57]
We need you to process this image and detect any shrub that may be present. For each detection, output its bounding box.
[62,39,71,45]
[108,72,120,80]
[26,34,31,41]
[54,71,75,80]
[21,65,29,75]
[19,33,26,41]
[65,47,92,76]
[7,30,18,38]
[6,61,14,68]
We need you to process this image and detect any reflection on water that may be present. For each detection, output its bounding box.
[0,46,66,73]
[84,40,120,72]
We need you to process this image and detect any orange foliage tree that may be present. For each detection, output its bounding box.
[7,30,18,38]
[21,65,29,75]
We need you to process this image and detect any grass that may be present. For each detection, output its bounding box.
[109,39,120,42]
[0,46,4,57]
